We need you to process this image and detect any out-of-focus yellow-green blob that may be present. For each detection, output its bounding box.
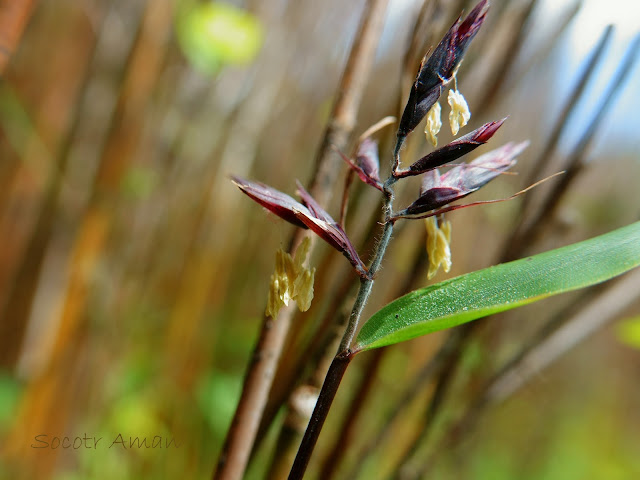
[615,315,640,349]
[176,2,263,75]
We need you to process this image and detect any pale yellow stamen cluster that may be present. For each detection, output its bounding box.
[266,237,315,318]
[425,216,452,279]
[448,89,470,135]
[424,102,442,147]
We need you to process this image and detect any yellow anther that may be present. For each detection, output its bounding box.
[425,217,452,279]
[448,89,470,136]
[265,237,315,317]
[425,102,442,147]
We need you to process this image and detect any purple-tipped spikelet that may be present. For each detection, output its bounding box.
[397,118,507,178]
[394,141,528,219]
[231,176,366,275]
[397,0,489,138]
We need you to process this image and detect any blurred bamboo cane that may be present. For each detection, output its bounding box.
[1,3,172,478]
[0,0,36,76]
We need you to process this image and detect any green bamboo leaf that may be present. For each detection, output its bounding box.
[355,222,640,352]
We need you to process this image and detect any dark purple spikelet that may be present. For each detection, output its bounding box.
[334,141,383,191]
[295,181,366,273]
[394,140,527,219]
[295,180,334,223]
[356,138,380,183]
[230,176,366,274]
[452,140,527,191]
[397,0,489,138]
[398,118,506,178]
[455,0,491,58]
[231,176,310,229]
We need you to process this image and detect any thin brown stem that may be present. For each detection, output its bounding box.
[521,24,613,189]
[319,348,386,480]
[251,265,358,456]
[340,170,356,226]
[502,1,581,96]
[287,263,380,479]
[0,0,37,75]
[504,32,640,260]
[393,334,464,480]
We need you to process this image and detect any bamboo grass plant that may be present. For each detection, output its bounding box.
[224,1,640,477]
[2,1,640,479]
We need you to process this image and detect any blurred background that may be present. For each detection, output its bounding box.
[0,0,639,478]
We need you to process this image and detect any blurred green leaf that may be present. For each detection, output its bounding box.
[121,166,158,199]
[355,222,640,352]
[615,315,640,349]
[0,373,21,429]
[469,446,515,480]
[0,84,47,166]
[176,1,263,75]
[53,472,86,480]
[108,394,163,440]
[197,370,242,437]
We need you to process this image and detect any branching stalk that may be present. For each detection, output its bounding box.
[288,140,401,479]
[213,2,389,478]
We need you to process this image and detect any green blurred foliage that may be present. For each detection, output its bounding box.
[197,370,242,438]
[444,387,640,480]
[0,373,22,430]
[615,315,640,349]
[176,1,263,75]
[108,395,164,446]
[121,166,159,200]
[56,445,132,480]
[0,84,45,163]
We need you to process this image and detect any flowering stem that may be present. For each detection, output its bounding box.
[288,142,400,479]
[213,2,390,478]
